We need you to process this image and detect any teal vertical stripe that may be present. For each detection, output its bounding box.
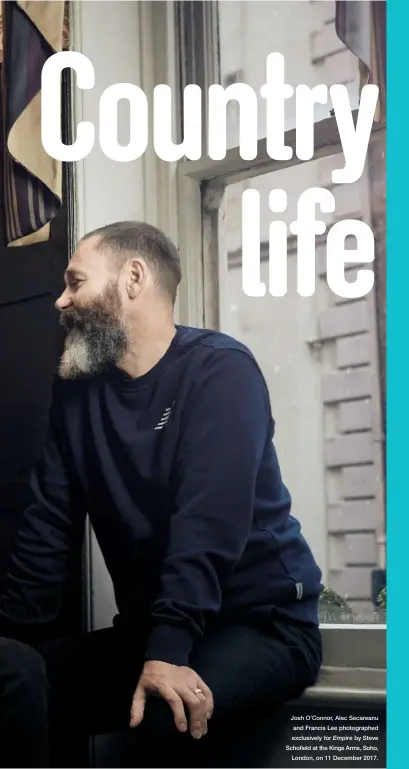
[387,1,402,768]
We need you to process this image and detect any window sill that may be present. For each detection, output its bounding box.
[298,666,386,705]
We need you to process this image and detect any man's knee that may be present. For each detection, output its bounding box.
[0,637,47,691]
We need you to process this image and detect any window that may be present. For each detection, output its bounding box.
[217,150,385,629]
[218,0,360,148]
[175,0,386,679]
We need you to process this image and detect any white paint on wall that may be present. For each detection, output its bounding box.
[73,0,147,630]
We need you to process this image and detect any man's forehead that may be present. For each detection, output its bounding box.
[69,237,102,271]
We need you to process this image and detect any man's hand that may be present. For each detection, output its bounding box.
[130,660,213,739]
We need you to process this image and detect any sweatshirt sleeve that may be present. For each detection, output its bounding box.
[144,349,272,666]
[0,396,86,643]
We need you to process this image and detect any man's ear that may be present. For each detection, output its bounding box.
[127,258,147,299]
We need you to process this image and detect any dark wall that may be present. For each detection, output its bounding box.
[0,205,82,635]
[0,219,62,565]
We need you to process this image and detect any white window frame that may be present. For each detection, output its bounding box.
[172,1,386,694]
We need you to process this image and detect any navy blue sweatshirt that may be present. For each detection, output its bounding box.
[0,326,322,665]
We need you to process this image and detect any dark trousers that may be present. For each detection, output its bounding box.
[1,616,321,768]
[0,638,49,768]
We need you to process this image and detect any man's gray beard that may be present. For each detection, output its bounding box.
[58,297,131,382]
[58,281,130,379]
[59,325,128,379]
[59,329,90,379]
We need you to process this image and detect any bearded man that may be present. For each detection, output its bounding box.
[0,221,323,768]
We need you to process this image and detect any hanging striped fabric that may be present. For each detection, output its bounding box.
[1,1,68,248]
[0,5,3,66]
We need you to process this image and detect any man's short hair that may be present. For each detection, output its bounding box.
[82,221,182,305]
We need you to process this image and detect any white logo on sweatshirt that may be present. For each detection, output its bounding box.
[154,402,175,430]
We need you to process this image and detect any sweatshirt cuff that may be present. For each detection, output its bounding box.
[144,623,195,667]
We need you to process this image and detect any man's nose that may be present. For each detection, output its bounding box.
[55,289,73,312]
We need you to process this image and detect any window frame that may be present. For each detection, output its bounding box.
[173,0,386,687]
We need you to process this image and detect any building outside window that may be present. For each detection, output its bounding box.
[175,0,386,643]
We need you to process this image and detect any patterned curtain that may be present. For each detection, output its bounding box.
[0,5,3,66]
[335,0,386,124]
[0,1,70,248]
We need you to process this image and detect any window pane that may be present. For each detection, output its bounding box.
[212,137,386,624]
[218,0,361,149]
